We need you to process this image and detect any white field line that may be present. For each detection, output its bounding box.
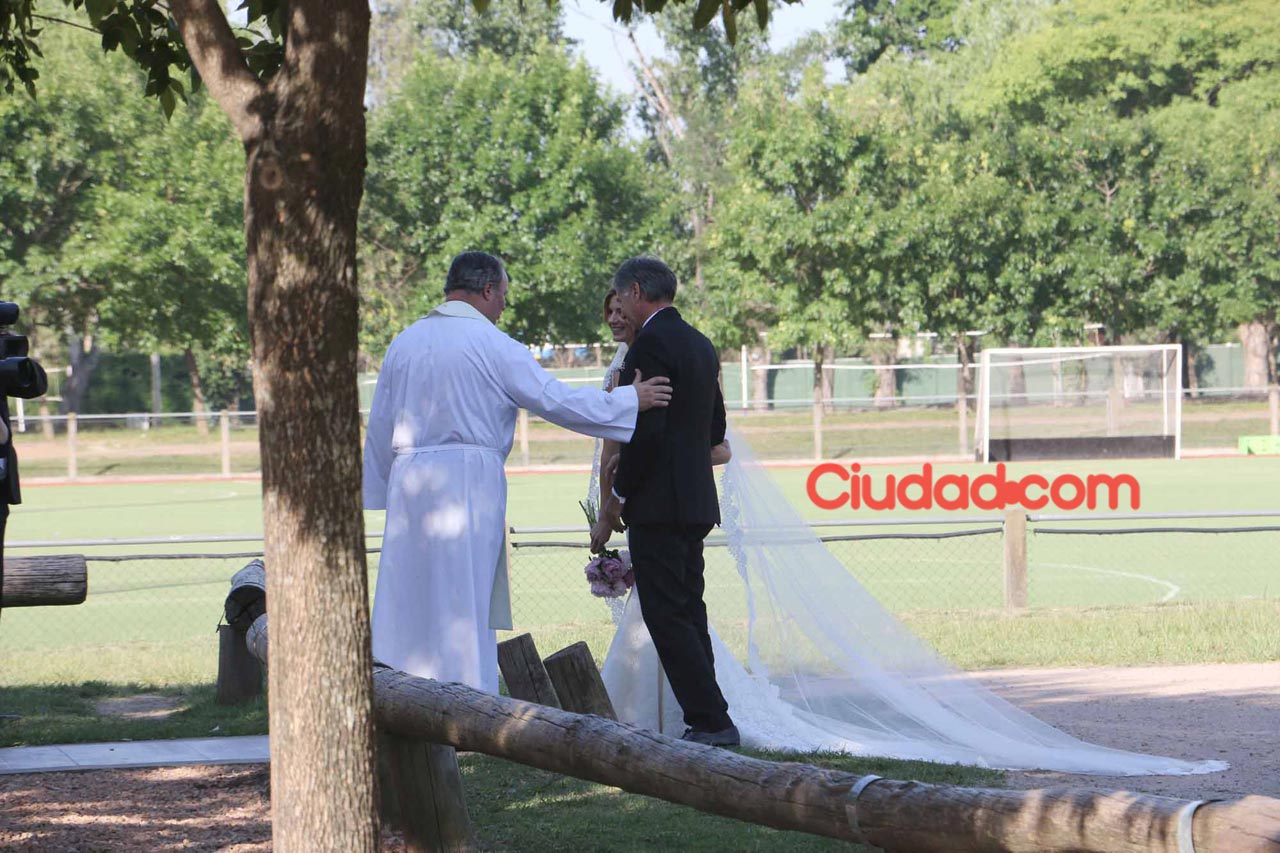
[1036,561,1182,602]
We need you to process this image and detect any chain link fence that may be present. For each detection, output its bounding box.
[4,513,1276,687]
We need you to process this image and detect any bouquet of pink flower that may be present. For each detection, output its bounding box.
[579,498,634,598]
[584,548,633,599]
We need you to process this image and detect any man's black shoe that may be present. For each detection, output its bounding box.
[680,725,741,747]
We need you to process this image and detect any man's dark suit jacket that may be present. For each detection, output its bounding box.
[614,306,726,526]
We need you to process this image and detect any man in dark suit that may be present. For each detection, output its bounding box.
[595,256,738,746]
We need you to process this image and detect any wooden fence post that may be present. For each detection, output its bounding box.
[1003,507,1028,611]
[66,412,77,480]
[220,410,232,476]
[497,633,561,707]
[215,625,262,705]
[517,409,530,467]
[377,730,474,852]
[544,642,616,719]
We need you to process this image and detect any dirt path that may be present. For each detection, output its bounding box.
[1,663,1275,849]
[977,661,1280,800]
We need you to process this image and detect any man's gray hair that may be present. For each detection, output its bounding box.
[611,256,677,303]
[445,251,506,295]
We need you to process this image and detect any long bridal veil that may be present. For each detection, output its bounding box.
[688,424,1225,775]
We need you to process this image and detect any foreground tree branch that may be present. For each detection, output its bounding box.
[168,0,264,141]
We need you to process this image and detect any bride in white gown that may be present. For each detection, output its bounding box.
[586,303,1226,776]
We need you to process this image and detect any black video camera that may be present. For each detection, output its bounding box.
[0,302,43,397]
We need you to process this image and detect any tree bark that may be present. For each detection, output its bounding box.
[869,337,897,409]
[169,0,377,849]
[1183,341,1200,399]
[184,347,211,436]
[60,332,100,415]
[1239,320,1271,395]
[150,351,163,429]
[820,345,835,413]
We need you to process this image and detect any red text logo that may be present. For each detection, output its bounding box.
[806,463,1141,511]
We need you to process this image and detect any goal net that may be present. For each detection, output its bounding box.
[974,345,1181,462]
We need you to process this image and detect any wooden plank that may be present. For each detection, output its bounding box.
[544,641,616,720]
[496,633,560,707]
[1,555,87,607]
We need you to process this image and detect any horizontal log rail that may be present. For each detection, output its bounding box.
[241,612,1280,851]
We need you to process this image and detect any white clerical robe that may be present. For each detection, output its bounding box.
[362,300,637,694]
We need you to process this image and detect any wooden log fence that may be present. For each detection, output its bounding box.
[240,610,1280,852]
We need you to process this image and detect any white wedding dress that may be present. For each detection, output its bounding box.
[589,345,1226,775]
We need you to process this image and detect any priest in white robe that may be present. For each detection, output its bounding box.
[362,251,671,693]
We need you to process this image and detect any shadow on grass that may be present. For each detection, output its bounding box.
[0,681,267,748]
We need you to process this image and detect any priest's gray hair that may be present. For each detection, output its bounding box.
[445,251,506,295]
[612,256,677,303]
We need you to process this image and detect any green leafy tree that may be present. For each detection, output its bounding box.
[967,0,1280,410]
[1,22,245,418]
[0,21,152,409]
[80,96,247,425]
[367,0,565,103]
[710,68,893,404]
[361,43,664,357]
[833,0,962,76]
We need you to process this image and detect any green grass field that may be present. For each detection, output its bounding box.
[1,454,1278,749]
[2,455,1278,686]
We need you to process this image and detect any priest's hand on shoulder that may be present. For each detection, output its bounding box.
[632,369,672,411]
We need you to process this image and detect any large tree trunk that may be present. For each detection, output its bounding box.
[1239,320,1271,395]
[184,347,211,436]
[1183,341,1200,399]
[869,336,897,409]
[59,332,100,415]
[170,1,378,849]
[150,351,163,430]
[246,57,379,853]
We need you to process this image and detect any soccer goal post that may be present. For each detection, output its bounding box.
[974,345,1182,463]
